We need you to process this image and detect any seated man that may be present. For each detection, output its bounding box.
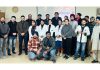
[28,31,43,60]
[42,31,56,63]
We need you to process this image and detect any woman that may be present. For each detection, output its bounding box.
[55,20,63,56]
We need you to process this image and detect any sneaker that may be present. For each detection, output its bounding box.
[74,57,78,60]
[18,53,22,55]
[81,58,85,61]
[52,59,56,63]
[8,54,11,56]
[12,52,16,54]
[91,60,99,63]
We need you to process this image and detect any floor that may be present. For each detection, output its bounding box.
[0,41,100,64]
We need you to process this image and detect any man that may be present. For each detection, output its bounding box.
[36,14,42,26]
[85,15,90,23]
[86,17,95,56]
[91,16,100,63]
[17,15,29,55]
[8,16,17,55]
[75,13,82,25]
[0,17,10,58]
[70,14,78,56]
[44,14,50,25]
[26,14,33,27]
[42,31,56,63]
[52,12,62,27]
[74,18,90,61]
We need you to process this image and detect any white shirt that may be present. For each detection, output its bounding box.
[75,25,90,42]
[55,25,63,41]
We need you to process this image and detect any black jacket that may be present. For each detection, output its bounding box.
[8,21,17,37]
[26,19,32,27]
[52,17,62,27]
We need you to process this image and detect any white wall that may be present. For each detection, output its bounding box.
[0,7,98,22]
[5,7,37,22]
[76,7,97,18]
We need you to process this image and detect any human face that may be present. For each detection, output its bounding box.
[49,20,52,25]
[21,17,25,21]
[58,20,62,25]
[96,19,100,24]
[46,33,51,38]
[11,17,16,22]
[46,15,50,19]
[0,17,5,22]
[65,20,69,25]
[28,14,32,19]
[32,21,35,26]
[90,18,95,22]
[70,16,74,21]
[41,21,44,25]
[82,20,86,25]
[33,34,38,38]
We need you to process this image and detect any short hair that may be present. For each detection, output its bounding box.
[21,15,25,18]
[77,13,82,16]
[46,14,50,16]
[54,12,59,15]
[11,16,16,19]
[32,20,36,23]
[85,15,89,18]
[38,14,42,16]
[70,14,75,19]
[46,31,51,35]
[96,16,100,20]
[65,19,69,22]
[81,18,87,22]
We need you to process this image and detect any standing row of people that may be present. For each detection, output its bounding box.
[0,12,100,63]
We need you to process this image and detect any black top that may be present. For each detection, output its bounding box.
[8,21,17,37]
[36,18,42,26]
[26,19,32,27]
[52,17,62,27]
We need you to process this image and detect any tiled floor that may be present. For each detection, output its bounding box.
[0,41,100,64]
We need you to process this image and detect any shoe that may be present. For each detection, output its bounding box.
[18,53,22,55]
[8,54,11,56]
[52,59,56,63]
[25,53,28,55]
[91,60,99,63]
[64,55,69,59]
[81,58,85,61]
[12,52,16,54]
[74,57,78,60]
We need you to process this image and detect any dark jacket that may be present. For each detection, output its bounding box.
[0,22,10,38]
[17,21,29,34]
[42,37,55,51]
[44,18,50,25]
[26,19,32,27]
[87,22,95,39]
[52,17,62,27]
[36,18,42,26]
[8,21,17,37]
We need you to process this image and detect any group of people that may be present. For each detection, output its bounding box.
[0,12,100,63]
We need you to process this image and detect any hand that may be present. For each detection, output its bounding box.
[13,33,16,35]
[46,47,50,50]
[21,33,25,36]
[57,35,60,38]
[4,35,8,38]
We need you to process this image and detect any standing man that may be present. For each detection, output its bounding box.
[52,12,62,27]
[8,16,17,55]
[26,14,33,27]
[17,15,29,55]
[0,17,10,58]
[44,14,50,25]
[36,14,42,26]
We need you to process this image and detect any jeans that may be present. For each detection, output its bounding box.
[74,42,86,58]
[8,36,16,54]
[43,49,56,60]
[18,32,29,54]
[28,52,36,60]
[0,38,8,57]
